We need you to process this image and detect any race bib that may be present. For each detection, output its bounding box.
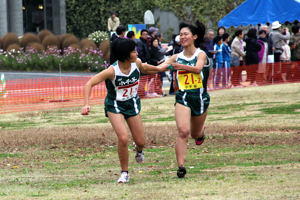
[116,82,139,101]
[178,71,203,90]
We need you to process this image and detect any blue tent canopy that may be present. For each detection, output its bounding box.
[218,0,300,28]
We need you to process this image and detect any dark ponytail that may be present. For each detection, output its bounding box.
[179,20,206,48]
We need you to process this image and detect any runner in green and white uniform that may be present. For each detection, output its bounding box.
[175,48,210,116]
[81,39,168,183]
[104,61,141,119]
[162,21,210,178]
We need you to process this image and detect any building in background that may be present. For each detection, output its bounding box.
[0,0,66,37]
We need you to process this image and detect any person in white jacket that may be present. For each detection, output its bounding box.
[230,29,245,87]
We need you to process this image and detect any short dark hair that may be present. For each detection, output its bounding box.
[116,25,126,35]
[213,35,222,44]
[110,38,136,62]
[247,28,257,39]
[141,29,148,35]
[126,31,135,39]
[234,29,243,37]
[258,30,267,35]
[222,33,230,41]
[292,25,300,34]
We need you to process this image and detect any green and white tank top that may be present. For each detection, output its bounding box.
[176,48,210,93]
[105,62,140,101]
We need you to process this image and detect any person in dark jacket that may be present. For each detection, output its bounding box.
[110,25,126,42]
[148,37,165,96]
[136,29,151,63]
[149,38,164,65]
[245,28,261,85]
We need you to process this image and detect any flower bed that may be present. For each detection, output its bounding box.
[0,47,107,72]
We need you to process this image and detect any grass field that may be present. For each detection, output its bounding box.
[0,83,300,200]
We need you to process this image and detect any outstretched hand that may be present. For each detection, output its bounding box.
[170,63,181,70]
[158,63,170,72]
[81,105,91,115]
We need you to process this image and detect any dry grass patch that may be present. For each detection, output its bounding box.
[1,124,299,151]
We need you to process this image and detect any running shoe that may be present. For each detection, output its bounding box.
[177,166,187,178]
[135,151,144,163]
[195,135,205,146]
[117,172,129,183]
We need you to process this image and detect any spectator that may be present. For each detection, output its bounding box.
[291,25,300,61]
[258,30,268,63]
[155,32,167,54]
[280,40,291,82]
[231,29,245,87]
[107,12,120,32]
[137,29,150,62]
[217,26,226,36]
[203,29,215,90]
[136,29,151,97]
[213,35,224,88]
[166,35,182,56]
[126,31,136,40]
[270,21,290,63]
[257,30,268,83]
[289,41,298,80]
[148,37,165,96]
[148,27,159,39]
[245,28,261,85]
[222,33,231,87]
[260,24,275,83]
[231,29,245,66]
[149,38,165,66]
[270,22,291,82]
[260,24,274,56]
[136,29,151,63]
[203,29,215,58]
[110,25,126,42]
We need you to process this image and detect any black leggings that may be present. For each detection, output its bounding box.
[274,53,281,63]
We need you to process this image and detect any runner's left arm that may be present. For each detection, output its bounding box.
[136,58,169,74]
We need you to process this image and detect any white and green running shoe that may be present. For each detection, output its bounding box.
[117,172,129,183]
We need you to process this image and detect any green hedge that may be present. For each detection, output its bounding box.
[66,0,153,38]
[66,0,244,38]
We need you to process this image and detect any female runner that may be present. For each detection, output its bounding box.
[82,38,168,183]
[165,21,211,178]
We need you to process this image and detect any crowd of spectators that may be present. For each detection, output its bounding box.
[203,21,300,88]
[109,24,172,96]
[108,18,300,94]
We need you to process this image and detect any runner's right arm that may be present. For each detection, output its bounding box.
[82,67,114,115]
